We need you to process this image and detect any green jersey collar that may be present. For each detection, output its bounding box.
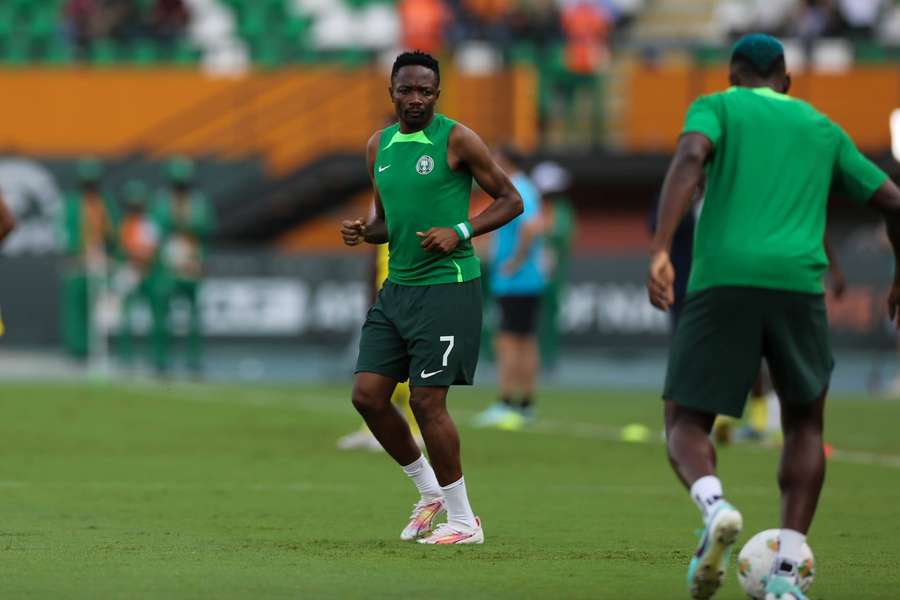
[384,129,434,150]
[726,86,791,101]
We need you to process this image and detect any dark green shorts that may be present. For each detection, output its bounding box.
[664,286,834,418]
[355,279,483,387]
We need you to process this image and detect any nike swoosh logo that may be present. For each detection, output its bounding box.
[378,165,391,172]
[420,369,444,379]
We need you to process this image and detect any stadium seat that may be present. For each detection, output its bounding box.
[172,40,201,66]
[130,40,160,66]
[90,39,119,66]
[44,37,74,65]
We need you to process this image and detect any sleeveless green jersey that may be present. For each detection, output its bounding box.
[374,113,480,286]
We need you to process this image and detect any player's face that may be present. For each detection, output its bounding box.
[390,66,439,131]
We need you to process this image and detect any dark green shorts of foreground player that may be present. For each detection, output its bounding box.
[664,286,833,418]
[356,279,483,388]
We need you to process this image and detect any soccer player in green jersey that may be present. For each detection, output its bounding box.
[648,34,900,600]
[340,52,523,545]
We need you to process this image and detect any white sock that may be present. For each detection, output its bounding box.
[401,455,441,500]
[441,476,477,529]
[774,529,807,576]
[690,475,724,523]
[765,390,781,432]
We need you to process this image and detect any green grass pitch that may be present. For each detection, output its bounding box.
[1,382,899,598]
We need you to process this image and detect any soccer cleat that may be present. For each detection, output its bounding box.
[417,517,484,545]
[400,496,446,541]
[763,574,808,600]
[336,429,383,452]
[687,502,743,599]
[472,403,514,428]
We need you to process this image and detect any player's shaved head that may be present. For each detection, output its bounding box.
[729,33,790,94]
[391,51,440,86]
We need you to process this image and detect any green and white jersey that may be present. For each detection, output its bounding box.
[374,113,480,286]
[683,86,888,294]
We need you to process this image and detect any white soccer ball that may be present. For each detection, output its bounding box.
[737,529,815,599]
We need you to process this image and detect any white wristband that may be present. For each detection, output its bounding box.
[454,222,472,240]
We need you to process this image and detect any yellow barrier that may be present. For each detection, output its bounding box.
[0,66,539,174]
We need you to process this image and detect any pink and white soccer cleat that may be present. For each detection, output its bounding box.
[417,517,484,545]
[400,496,446,541]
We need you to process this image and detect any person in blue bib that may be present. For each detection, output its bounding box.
[474,145,546,429]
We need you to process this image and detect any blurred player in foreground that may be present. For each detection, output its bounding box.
[152,158,214,375]
[474,146,545,429]
[336,241,422,451]
[648,34,900,600]
[61,158,118,361]
[341,51,522,545]
[531,161,574,372]
[0,188,16,333]
[115,180,159,368]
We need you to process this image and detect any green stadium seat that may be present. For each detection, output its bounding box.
[172,41,201,66]
[2,37,33,66]
[130,40,160,65]
[254,38,285,69]
[281,16,310,45]
[90,39,119,66]
[44,37,75,66]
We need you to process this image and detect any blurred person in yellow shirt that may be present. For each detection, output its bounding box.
[337,242,422,451]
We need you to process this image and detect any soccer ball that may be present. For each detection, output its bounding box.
[737,529,815,599]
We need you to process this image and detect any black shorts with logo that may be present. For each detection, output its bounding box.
[355,279,482,387]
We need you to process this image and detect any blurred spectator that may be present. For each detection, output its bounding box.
[461,0,514,46]
[399,0,452,54]
[836,0,885,37]
[115,180,161,369]
[149,0,190,41]
[150,158,214,375]
[61,158,119,360]
[64,0,191,57]
[793,0,841,42]
[531,161,574,371]
[65,0,97,53]
[508,0,562,50]
[561,0,613,75]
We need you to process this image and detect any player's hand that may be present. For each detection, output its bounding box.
[341,219,367,246]
[830,270,847,300]
[417,227,460,253]
[647,250,675,311]
[501,259,521,276]
[888,280,900,329]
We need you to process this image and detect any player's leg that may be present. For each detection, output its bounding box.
[762,290,833,598]
[148,273,172,374]
[664,400,717,489]
[516,325,540,418]
[778,390,826,535]
[351,372,419,466]
[473,297,518,427]
[410,385,482,544]
[354,285,445,540]
[406,280,483,544]
[393,380,422,442]
[664,287,762,599]
[183,280,202,375]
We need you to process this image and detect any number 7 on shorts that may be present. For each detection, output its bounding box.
[440,335,454,367]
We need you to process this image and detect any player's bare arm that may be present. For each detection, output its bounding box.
[648,132,713,310]
[416,124,523,254]
[0,193,16,242]
[868,179,900,326]
[502,216,543,275]
[823,238,846,299]
[341,131,388,246]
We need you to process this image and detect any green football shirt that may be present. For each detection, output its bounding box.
[683,86,888,294]
[374,113,480,286]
